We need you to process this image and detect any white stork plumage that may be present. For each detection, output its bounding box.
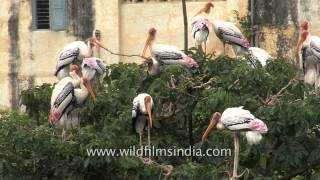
[202,107,268,179]
[49,65,96,140]
[203,1,249,56]
[248,47,272,67]
[66,57,107,127]
[295,20,320,93]
[213,19,250,55]
[132,93,154,147]
[191,2,214,53]
[144,58,161,76]
[142,28,199,75]
[55,37,107,80]
[81,57,108,93]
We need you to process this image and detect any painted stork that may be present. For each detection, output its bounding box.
[248,47,272,67]
[55,37,107,80]
[142,27,199,74]
[295,20,320,93]
[49,65,96,140]
[202,107,268,179]
[202,1,249,55]
[132,93,154,147]
[191,1,213,53]
[82,57,108,93]
[144,58,161,76]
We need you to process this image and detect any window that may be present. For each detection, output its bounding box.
[122,0,205,3]
[33,0,66,31]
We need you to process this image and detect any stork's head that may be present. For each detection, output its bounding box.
[195,0,214,16]
[300,19,309,31]
[144,95,153,128]
[82,77,96,103]
[204,1,214,14]
[144,58,154,70]
[86,37,108,51]
[202,112,222,141]
[142,27,157,57]
[70,64,79,73]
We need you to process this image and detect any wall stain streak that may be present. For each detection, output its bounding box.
[254,0,299,59]
[67,0,95,40]
[8,0,20,110]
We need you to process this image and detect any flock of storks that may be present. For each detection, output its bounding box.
[48,1,318,179]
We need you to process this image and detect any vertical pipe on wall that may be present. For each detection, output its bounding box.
[250,0,255,46]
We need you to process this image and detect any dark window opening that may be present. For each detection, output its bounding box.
[35,0,50,29]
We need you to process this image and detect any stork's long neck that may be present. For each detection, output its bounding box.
[77,80,89,104]
[69,71,81,87]
[86,41,94,57]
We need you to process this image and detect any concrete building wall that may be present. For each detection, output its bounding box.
[0,1,10,109]
[253,0,320,60]
[2,0,320,109]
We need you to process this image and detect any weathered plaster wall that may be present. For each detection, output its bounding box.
[0,0,248,109]
[253,0,320,60]
[94,0,121,64]
[0,0,11,110]
[120,0,248,63]
[8,0,20,110]
[67,0,95,40]
[18,0,76,86]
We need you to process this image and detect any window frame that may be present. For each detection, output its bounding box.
[31,0,67,31]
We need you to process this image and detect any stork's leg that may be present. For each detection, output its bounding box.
[223,42,226,54]
[139,132,143,147]
[204,41,207,56]
[232,131,240,180]
[315,63,319,95]
[147,126,151,161]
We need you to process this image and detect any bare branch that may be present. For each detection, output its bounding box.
[100,46,150,61]
[193,78,215,89]
[265,78,296,105]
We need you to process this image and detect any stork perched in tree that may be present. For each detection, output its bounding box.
[82,57,108,93]
[142,28,199,75]
[49,65,96,141]
[202,107,268,179]
[55,37,108,80]
[248,47,272,67]
[191,1,213,53]
[65,57,107,135]
[295,20,320,93]
[207,0,249,55]
[132,93,154,147]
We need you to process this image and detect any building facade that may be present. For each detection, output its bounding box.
[0,0,319,109]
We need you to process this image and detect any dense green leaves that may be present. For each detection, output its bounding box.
[1,50,320,179]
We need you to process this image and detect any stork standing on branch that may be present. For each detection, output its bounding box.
[209,1,249,55]
[192,1,213,54]
[295,20,320,94]
[202,107,268,179]
[55,37,108,80]
[49,65,96,141]
[142,28,199,75]
[207,1,271,66]
[132,93,154,148]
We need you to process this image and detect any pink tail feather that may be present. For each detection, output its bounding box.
[49,108,60,125]
[249,119,268,133]
[182,56,199,68]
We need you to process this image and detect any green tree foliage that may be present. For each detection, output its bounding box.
[1,49,320,179]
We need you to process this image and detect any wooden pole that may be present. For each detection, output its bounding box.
[182,0,188,52]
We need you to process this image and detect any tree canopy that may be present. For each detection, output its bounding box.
[1,49,320,179]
